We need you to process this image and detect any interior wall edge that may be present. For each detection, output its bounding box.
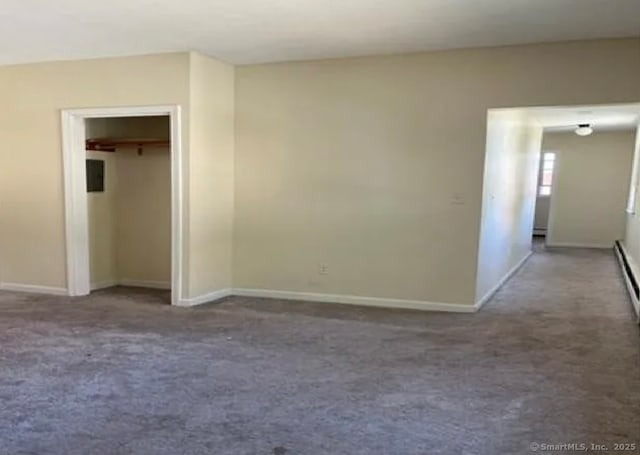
[90,281,119,291]
[176,288,233,307]
[474,250,533,311]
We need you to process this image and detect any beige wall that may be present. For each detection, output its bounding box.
[475,112,542,303]
[187,52,235,298]
[1,39,639,307]
[87,116,171,139]
[86,150,118,287]
[0,53,190,290]
[86,117,171,288]
[116,146,171,284]
[235,39,640,306]
[545,131,635,248]
[533,197,551,233]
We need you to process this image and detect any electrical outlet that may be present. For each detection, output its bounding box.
[318,264,329,275]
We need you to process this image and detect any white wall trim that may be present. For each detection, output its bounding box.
[475,250,533,311]
[545,242,613,249]
[61,105,184,305]
[0,280,479,314]
[61,110,90,297]
[0,283,68,296]
[232,288,476,313]
[176,288,232,307]
[614,242,640,320]
[90,280,119,291]
[118,279,171,290]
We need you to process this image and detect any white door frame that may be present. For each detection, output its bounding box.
[61,105,183,305]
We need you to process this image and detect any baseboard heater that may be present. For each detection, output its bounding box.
[614,240,640,323]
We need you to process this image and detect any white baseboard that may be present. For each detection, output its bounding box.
[0,280,479,314]
[118,279,171,290]
[0,283,68,296]
[474,250,533,311]
[0,280,477,313]
[614,243,640,321]
[232,288,476,313]
[546,241,613,249]
[176,288,232,307]
[90,280,118,291]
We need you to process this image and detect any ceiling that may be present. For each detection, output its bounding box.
[525,104,640,133]
[1,0,639,65]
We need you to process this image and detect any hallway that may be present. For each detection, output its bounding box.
[477,244,640,451]
[0,246,638,454]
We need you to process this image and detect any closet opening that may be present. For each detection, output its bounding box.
[61,105,183,306]
[85,116,172,303]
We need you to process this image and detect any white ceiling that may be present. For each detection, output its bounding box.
[525,104,640,132]
[1,0,639,65]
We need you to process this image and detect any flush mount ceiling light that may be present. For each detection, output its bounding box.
[575,124,593,136]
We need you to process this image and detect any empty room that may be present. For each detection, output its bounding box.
[0,1,639,454]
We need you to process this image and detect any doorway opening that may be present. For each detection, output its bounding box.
[526,103,640,250]
[61,106,183,305]
[476,103,640,310]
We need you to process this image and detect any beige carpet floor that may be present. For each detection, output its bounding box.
[0,244,639,454]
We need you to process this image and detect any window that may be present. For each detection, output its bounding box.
[538,152,555,196]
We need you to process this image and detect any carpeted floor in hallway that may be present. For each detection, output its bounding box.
[0,245,639,454]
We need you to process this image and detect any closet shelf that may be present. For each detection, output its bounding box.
[86,138,170,152]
